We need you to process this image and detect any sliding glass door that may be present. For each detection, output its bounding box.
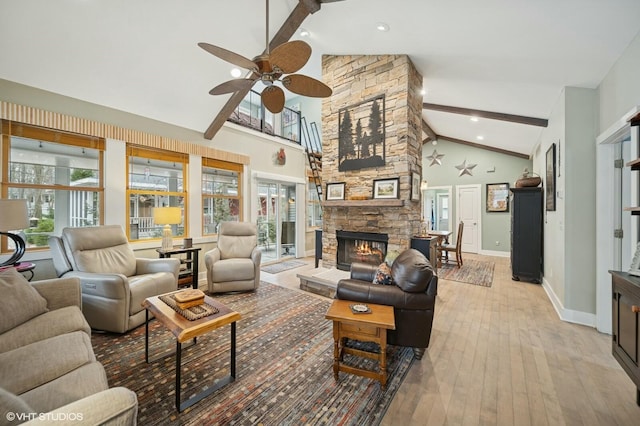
[257,181,297,262]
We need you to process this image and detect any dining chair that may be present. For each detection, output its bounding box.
[438,221,464,267]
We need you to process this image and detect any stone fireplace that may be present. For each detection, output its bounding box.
[320,54,424,268]
[336,230,388,271]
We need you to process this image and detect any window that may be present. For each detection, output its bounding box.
[1,121,104,251]
[127,146,187,241]
[202,158,242,235]
[307,182,322,228]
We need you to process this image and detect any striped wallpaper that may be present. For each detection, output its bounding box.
[0,100,249,165]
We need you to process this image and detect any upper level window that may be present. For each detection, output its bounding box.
[1,121,104,251]
[202,158,242,235]
[127,146,187,242]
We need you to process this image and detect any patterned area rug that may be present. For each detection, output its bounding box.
[261,259,307,274]
[438,259,495,287]
[92,283,414,425]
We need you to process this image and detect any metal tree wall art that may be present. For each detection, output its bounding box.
[338,95,386,171]
[426,149,445,166]
[455,159,477,176]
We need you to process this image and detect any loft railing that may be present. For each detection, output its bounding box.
[228,89,301,145]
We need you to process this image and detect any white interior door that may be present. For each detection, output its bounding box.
[457,184,481,253]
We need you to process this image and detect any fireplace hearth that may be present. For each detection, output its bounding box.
[336,230,388,271]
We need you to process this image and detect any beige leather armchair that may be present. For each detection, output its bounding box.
[205,222,261,293]
[49,225,180,333]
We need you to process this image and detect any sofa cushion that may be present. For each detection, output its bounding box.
[128,272,177,316]
[390,249,434,293]
[61,225,137,277]
[211,258,255,282]
[0,269,49,335]
[0,331,95,395]
[20,362,108,414]
[0,387,33,426]
[0,306,90,355]
[372,262,394,285]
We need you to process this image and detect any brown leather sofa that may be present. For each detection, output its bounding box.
[336,248,438,359]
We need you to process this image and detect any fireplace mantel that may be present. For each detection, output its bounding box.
[322,199,405,208]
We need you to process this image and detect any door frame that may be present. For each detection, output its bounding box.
[252,171,306,263]
[595,106,639,334]
[455,183,482,254]
[423,185,452,233]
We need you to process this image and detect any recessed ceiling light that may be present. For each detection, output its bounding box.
[299,28,310,37]
[476,135,484,141]
[420,88,427,96]
[376,22,390,32]
[470,117,479,122]
[230,68,242,78]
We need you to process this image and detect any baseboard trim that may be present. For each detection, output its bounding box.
[479,249,510,258]
[542,277,597,328]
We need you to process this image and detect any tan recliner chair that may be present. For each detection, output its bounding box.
[205,222,261,293]
[49,225,180,333]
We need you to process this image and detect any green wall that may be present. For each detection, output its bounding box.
[422,139,532,253]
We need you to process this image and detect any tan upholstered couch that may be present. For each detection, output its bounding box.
[0,269,138,425]
[49,225,180,333]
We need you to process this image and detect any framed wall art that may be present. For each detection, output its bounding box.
[546,143,556,211]
[411,172,421,201]
[486,182,509,212]
[338,94,386,172]
[372,178,399,199]
[326,182,345,200]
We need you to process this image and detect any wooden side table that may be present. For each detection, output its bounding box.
[325,299,395,389]
[156,246,201,289]
[143,292,241,412]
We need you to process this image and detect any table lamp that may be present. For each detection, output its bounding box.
[0,199,30,267]
[153,206,182,251]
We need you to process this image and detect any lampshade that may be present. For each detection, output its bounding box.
[0,199,29,231]
[153,207,181,251]
[153,207,182,225]
[0,199,29,267]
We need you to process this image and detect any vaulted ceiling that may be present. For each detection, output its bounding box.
[1,0,639,156]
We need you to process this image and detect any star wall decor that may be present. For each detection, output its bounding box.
[426,149,445,166]
[455,159,477,177]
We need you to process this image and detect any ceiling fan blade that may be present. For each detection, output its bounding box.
[209,78,256,95]
[198,42,257,71]
[261,86,285,113]
[269,40,312,74]
[282,74,333,98]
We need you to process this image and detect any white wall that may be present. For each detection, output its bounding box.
[599,31,640,131]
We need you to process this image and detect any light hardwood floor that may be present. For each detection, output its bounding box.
[260,254,640,426]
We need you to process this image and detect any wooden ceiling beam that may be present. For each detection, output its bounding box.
[423,102,548,128]
[421,118,437,142]
[204,1,322,140]
[437,134,530,159]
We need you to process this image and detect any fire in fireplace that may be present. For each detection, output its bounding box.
[336,230,389,271]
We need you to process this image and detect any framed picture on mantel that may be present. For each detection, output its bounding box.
[326,182,345,200]
[373,178,399,199]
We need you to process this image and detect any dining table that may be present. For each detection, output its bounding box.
[424,230,453,267]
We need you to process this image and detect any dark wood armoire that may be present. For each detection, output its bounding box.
[510,187,543,283]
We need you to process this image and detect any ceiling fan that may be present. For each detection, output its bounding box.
[198,0,333,114]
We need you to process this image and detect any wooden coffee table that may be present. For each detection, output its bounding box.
[325,299,395,389]
[142,292,241,412]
